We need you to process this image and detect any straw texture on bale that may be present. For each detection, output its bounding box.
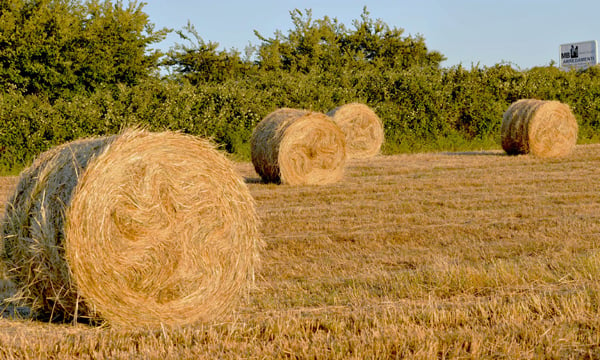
[250,108,347,185]
[1,129,261,327]
[501,99,578,157]
[327,103,384,159]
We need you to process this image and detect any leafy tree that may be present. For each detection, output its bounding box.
[253,9,343,72]
[342,8,445,69]
[0,0,168,99]
[253,7,446,73]
[71,0,168,89]
[162,22,252,84]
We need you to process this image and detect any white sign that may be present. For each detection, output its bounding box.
[559,40,598,70]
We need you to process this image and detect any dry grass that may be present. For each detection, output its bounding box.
[1,144,600,358]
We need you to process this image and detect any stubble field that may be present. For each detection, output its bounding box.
[0,144,599,359]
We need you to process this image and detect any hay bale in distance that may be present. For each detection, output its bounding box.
[250,108,347,185]
[327,102,384,159]
[501,99,578,157]
[1,129,261,327]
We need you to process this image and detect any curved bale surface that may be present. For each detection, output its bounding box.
[250,108,347,185]
[501,99,578,158]
[327,103,384,159]
[1,129,261,328]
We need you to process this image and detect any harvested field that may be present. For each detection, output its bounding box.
[1,144,600,358]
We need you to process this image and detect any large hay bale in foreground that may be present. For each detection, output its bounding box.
[250,108,347,185]
[326,103,384,159]
[1,129,261,327]
[501,99,578,157]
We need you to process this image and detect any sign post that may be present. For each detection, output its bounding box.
[559,40,598,70]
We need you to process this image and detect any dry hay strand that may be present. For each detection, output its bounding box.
[1,129,261,327]
[501,99,578,157]
[250,108,347,185]
[326,102,384,159]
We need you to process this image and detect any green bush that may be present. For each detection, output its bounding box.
[1,4,600,174]
[0,0,167,100]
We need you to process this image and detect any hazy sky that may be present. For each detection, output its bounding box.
[143,0,600,69]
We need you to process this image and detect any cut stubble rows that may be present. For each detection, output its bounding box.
[1,145,599,358]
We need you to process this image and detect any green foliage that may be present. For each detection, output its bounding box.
[2,4,600,175]
[162,22,253,84]
[71,0,167,88]
[253,7,445,73]
[0,0,168,99]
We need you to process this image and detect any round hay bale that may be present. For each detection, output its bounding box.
[501,99,578,157]
[1,129,261,327]
[326,102,384,159]
[250,108,347,185]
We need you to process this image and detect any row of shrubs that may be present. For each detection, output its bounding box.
[1,63,600,173]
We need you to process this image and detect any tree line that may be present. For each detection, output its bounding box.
[1,0,599,173]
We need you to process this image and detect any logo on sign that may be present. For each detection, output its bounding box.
[559,40,598,70]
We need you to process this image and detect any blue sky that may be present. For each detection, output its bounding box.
[142,0,600,69]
